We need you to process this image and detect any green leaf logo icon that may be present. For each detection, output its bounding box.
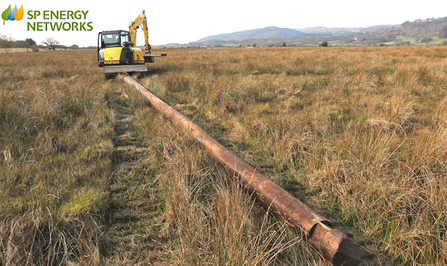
[2,4,11,25]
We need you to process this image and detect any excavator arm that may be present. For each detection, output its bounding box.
[129,10,166,63]
[129,10,151,52]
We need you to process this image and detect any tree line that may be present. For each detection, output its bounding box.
[0,34,80,51]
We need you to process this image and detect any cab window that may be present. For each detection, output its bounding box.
[120,32,130,46]
[103,33,120,47]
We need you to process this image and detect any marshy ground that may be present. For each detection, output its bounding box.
[1,46,446,265]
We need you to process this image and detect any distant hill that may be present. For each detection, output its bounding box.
[196,26,315,42]
[297,25,399,36]
[155,17,447,48]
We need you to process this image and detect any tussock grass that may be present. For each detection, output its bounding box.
[0,51,111,264]
[132,107,322,265]
[140,46,447,265]
[1,46,446,265]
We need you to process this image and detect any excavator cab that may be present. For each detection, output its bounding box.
[97,31,143,64]
[97,30,147,78]
[100,31,131,48]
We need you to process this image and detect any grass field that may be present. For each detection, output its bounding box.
[0,46,446,265]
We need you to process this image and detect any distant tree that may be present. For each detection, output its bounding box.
[0,34,14,53]
[25,38,36,46]
[282,42,287,47]
[439,26,447,38]
[41,38,60,51]
[0,34,14,47]
[402,21,410,28]
[70,44,79,49]
[319,41,329,47]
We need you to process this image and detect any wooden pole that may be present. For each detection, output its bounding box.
[123,76,362,265]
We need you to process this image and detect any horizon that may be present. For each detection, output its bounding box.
[1,0,446,47]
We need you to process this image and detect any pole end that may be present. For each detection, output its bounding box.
[332,237,362,266]
[309,222,362,266]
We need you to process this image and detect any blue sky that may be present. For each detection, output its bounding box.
[2,0,446,47]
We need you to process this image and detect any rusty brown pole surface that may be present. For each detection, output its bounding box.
[123,76,362,266]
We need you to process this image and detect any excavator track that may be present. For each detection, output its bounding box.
[104,65,148,79]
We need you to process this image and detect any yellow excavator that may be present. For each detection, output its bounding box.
[97,10,166,78]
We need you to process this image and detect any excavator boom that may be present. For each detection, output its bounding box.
[129,11,151,51]
[128,10,166,63]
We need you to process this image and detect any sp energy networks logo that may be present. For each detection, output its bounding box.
[2,4,93,31]
[2,4,24,25]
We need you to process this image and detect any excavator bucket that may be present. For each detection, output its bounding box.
[103,64,148,79]
[143,51,167,63]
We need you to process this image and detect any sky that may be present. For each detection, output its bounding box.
[1,0,447,47]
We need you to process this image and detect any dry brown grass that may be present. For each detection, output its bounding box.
[139,46,447,265]
[0,50,110,265]
[1,46,446,265]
